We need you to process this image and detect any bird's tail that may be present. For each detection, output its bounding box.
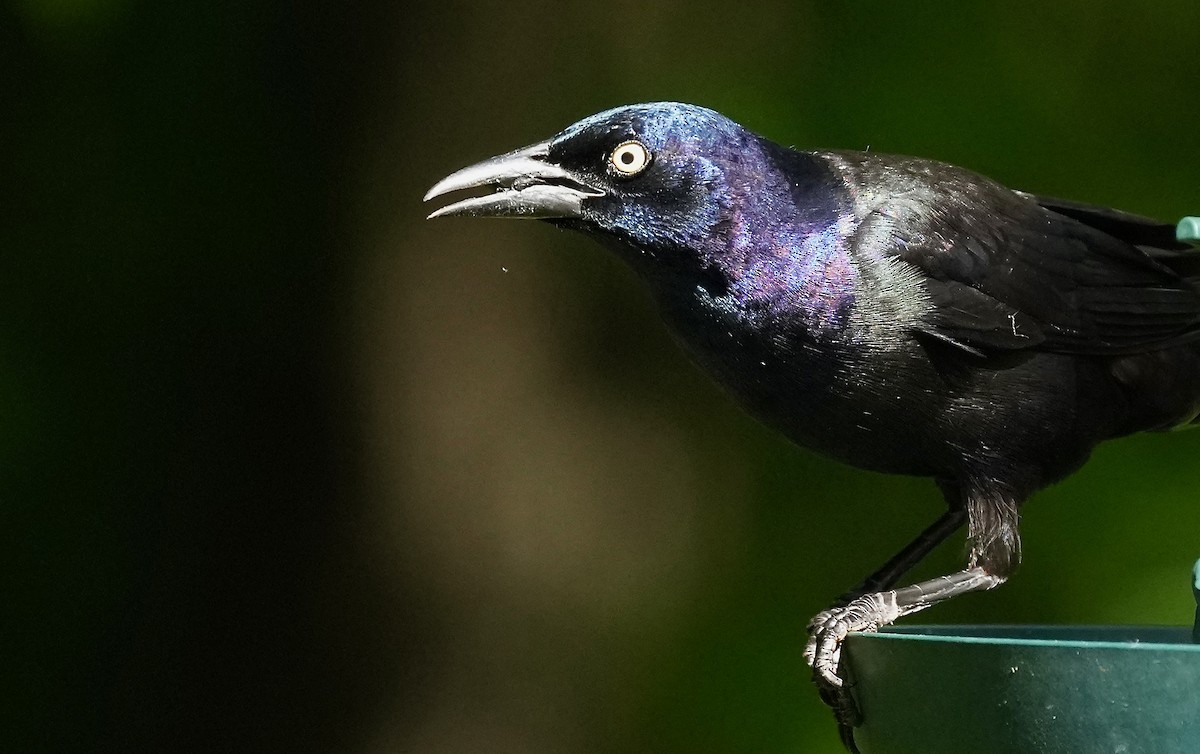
[1037,198,1200,431]
[1032,194,1200,283]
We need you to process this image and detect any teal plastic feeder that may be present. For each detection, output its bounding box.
[842,561,1200,753]
[1178,216,1200,244]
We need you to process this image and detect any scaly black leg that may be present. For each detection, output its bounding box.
[805,479,1019,752]
[834,507,967,605]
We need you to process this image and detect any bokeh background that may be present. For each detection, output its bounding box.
[7,1,1200,752]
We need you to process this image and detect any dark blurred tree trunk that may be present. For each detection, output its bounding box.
[1,3,415,752]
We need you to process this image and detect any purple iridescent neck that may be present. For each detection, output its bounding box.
[648,135,858,335]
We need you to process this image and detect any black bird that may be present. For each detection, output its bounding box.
[424,102,1200,748]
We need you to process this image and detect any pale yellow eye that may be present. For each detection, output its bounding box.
[610,140,651,176]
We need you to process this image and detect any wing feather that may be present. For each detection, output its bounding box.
[834,152,1200,356]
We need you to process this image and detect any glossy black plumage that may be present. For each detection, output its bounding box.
[425,102,1200,750]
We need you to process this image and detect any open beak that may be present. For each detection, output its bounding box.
[424,141,604,220]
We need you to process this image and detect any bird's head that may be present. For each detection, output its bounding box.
[425,103,809,276]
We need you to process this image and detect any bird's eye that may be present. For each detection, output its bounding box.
[609,141,651,177]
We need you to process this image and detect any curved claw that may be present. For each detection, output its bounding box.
[822,684,864,753]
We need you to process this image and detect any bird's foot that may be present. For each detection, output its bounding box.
[804,593,901,753]
[804,591,900,687]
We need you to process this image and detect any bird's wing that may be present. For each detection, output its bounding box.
[842,155,1200,356]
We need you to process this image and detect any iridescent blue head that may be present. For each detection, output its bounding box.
[539,103,751,255]
[425,102,849,307]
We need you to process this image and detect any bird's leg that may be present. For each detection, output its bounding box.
[806,566,1006,687]
[805,566,1007,753]
[799,504,968,747]
[805,482,1019,751]
[832,506,967,605]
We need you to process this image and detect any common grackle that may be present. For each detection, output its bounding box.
[424,102,1200,750]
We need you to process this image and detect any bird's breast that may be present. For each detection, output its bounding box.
[654,277,944,475]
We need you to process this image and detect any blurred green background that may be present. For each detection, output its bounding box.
[5,1,1200,752]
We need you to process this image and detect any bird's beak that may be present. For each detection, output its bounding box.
[424,141,604,220]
